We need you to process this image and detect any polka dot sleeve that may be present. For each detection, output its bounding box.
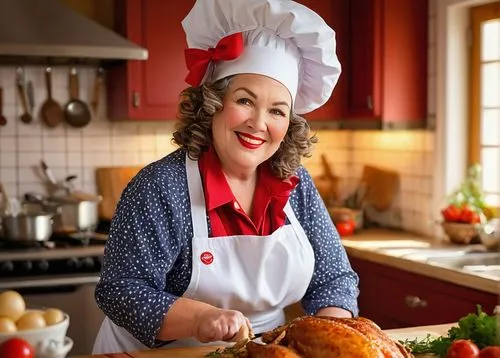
[95,151,193,347]
[291,167,360,317]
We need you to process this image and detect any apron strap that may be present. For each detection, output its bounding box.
[283,201,310,249]
[186,153,209,238]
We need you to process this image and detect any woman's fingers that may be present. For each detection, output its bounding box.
[193,308,247,343]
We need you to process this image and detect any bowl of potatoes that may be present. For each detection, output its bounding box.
[0,290,72,357]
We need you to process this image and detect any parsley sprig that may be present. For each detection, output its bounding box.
[399,305,499,357]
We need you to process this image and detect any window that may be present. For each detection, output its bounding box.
[469,2,500,209]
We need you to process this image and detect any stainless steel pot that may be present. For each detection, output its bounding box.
[24,192,101,234]
[51,196,101,233]
[1,212,53,241]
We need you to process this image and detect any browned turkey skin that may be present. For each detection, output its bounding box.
[206,316,413,358]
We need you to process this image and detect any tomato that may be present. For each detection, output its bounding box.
[441,204,462,222]
[479,346,500,358]
[459,206,481,224]
[0,338,34,358]
[336,220,355,237]
[447,339,480,358]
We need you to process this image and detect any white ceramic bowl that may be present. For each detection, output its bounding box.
[0,311,70,357]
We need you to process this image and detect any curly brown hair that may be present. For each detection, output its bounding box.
[172,77,318,179]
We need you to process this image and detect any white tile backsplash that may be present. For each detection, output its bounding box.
[0,137,16,151]
[18,136,42,152]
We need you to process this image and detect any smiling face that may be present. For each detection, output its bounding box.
[211,74,292,176]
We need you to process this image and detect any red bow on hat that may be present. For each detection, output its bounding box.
[184,32,244,87]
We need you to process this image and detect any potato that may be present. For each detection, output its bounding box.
[0,316,17,333]
[16,311,46,331]
[0,291,25,322]
[43,308,64,326]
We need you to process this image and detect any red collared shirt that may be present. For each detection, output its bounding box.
[198,147,299,237]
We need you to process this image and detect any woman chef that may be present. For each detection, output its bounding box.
[93,0,359,354]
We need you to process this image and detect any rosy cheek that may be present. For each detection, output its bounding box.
[268,120,289,141]
[222,105,249,128]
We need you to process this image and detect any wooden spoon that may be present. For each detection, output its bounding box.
[0,87,7,126]
[41,67,63,128]
[91,67,104,114]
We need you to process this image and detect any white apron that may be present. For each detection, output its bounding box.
[93,155,315,354]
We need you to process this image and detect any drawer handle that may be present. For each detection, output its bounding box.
[405,295,427,308]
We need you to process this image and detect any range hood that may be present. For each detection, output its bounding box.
[0,0,148,65]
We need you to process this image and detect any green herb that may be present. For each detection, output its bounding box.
[399,334,451,355]
[399,305,498,357]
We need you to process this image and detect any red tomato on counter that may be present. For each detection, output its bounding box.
[336,220,355,237]
[479,346,500,358]
[441,204,462,222]
[447,339,480,358]
[0,338,34,358]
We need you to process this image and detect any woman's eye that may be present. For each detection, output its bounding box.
[236,98,252,105]
[270,109,286,117]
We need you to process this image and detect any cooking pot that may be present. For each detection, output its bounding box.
[50,195,101,233]
[1,212,53,242]
[24,192,102,234]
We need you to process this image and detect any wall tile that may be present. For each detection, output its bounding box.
[17,167,43,184]
[112,152,141,166]
[66,136,83,151]
[42,152,67,168]
[0,152,16,167]
[42,136,66,152]
[0,137,17,151]
[18,136,42,152]
[82,151,112,167]
[0,168,17,183]
[82,136,111,152]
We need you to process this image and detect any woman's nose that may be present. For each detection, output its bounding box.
[247,111,267,131]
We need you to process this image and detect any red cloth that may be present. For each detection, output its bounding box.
[198,147,299,237]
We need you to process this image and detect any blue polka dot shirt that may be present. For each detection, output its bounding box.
[94,148,359,347]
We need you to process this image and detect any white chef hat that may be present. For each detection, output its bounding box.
[182,0,341,114]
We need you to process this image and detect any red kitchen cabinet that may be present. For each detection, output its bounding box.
[346,0,428,129]
[296,0,349,121]
[107,1,194,121]
[350,257,498,329]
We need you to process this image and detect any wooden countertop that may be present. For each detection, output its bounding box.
[72,323,455,358]
[342,228,500,294]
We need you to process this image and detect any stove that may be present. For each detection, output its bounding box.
[0,231,107,284]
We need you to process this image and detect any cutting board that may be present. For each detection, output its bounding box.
[361,165,400,211]
[74,345,223,357]
[95,166,142,221]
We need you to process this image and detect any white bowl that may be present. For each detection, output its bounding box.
[0,312,70,357]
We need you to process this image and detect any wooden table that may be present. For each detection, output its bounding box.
[73,323,455,358]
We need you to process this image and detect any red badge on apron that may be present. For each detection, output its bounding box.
[200,251,214,265]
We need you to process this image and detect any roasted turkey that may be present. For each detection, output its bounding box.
[206,316,413,358]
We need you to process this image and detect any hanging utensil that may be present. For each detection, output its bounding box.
[40,159,58,185]
[63,67,91,128]
[0,87,7,126]
[91,67,104,115]
[41,67,64,128]
[27,80,35,116]
[15,67,32,124]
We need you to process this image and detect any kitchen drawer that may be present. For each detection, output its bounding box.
[351,257,498,328]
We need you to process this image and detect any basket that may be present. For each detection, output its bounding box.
[441,222,479,244]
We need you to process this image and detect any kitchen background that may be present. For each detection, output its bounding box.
[1,0,499,356]
[0,0,438,238]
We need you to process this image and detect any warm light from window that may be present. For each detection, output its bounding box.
[480,18,500,207]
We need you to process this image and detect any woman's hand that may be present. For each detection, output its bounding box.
[192,307,247,343]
